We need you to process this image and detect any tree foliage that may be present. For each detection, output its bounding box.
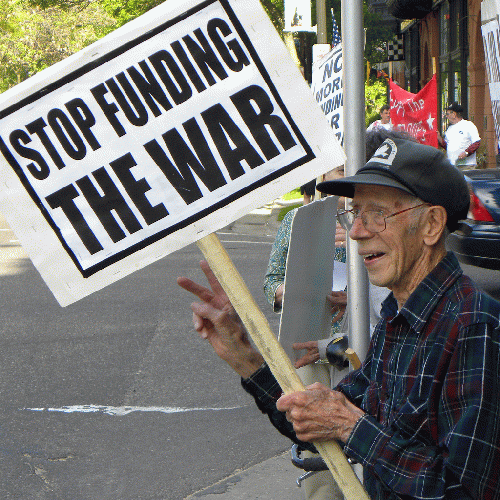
[0,0,396,103]
[365,78,388,126]
[0,0,116,92]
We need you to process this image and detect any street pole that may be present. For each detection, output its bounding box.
[313,0,328,202]
[317,0,327,44]
[341,0,371,362]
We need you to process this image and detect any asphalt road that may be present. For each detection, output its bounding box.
[0,217,292,500]
[1,214,499,500]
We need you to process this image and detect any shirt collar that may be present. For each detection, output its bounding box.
[395,252,463,334]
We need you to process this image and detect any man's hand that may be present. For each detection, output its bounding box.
[177,261,264,378]
[292,340,320,368]
[327,290,347,324]
[335,224,347,248]
[276,383,365,443]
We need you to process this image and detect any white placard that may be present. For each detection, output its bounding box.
[278,196,339,361]
[0,0,345,306]
[311,45,343,146]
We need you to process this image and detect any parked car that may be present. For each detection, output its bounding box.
[446,168,500,271]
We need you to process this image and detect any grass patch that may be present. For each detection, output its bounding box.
[282,188,302,200]
[278,203,302,221]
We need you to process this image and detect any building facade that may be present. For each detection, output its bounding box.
[387,0,499,167]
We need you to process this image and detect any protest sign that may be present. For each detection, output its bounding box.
[311,46,344,145]
[0,0,345,306]
[482,18,500,152]
[278,196,339,362]
[389,75,438,147]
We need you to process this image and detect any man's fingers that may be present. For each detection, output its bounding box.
[292,341,318,351]
[177,276,215,303]
[199,260,226,296]
[294,352,320,368]
[190,301,220,324]
[192,311,206,331]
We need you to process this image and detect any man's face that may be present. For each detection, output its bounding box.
[445,110,459,124]
[348,184,426,295]
[380,109,391,124]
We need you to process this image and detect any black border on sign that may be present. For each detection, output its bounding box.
[0,0,315,278]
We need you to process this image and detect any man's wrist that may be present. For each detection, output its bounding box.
[229,350,265,378]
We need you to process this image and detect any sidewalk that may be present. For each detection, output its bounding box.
[224,197,302,236]
[184,451,303,500]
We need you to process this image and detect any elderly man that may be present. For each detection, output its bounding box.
[177,138,500,500]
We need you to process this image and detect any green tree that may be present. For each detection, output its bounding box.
[365,78,388,126]
[0,0,116,92]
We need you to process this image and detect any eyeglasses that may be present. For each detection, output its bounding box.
[337,203,430,233]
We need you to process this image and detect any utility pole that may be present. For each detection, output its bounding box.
[314,0,371,362]
[342,0,371,362]
[316,0,327,44]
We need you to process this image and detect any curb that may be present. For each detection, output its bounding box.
[183,451,302,500]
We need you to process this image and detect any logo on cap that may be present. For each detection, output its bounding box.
[366,138,397,168]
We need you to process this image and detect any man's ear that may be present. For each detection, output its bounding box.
[423,206,448,245]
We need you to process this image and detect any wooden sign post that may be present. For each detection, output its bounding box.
[196,232,369,500]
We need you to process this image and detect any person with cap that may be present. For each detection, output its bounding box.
[177,137,500,500]
[438,102,481,169]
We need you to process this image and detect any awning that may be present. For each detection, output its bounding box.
[387,0,433,19]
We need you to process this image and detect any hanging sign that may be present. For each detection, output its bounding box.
[283,0,315,32]
[390,75,438,147]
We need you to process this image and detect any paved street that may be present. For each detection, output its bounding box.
[1,210,499,500]
[0,215,293,500]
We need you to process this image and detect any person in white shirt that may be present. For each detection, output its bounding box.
[366,104,392,132]
[437,102,481,169]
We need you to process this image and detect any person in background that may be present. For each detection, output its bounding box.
[263,165,347,319]
[366,104,392,132]
[437,101,481,169]
[300,178,317,205]
[263,165,348,500]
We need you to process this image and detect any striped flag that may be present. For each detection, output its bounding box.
[331,9,341,47]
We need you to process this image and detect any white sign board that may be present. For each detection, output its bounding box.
[0,0,345,306]
[311,45,344,146]
[482,18,500,152]
[283,0,314,32]
[279,196,339,362]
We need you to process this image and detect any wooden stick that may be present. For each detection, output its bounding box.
[196,233,369,500]
[345,348,362,370]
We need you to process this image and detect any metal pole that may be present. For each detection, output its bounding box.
[341,0,371,361]
[317,0,327,44]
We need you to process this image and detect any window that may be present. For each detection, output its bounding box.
[439,0,468,131]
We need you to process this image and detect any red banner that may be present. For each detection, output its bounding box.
[389,75,438,147]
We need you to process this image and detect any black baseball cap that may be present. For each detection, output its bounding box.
[317,137,470,231]
[445,102,464,114]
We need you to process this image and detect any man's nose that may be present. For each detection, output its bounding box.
[348,216,372,240]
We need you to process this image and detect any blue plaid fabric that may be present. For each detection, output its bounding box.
[244,252,500,499]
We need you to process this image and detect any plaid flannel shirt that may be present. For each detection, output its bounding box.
[243,252,500,499]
